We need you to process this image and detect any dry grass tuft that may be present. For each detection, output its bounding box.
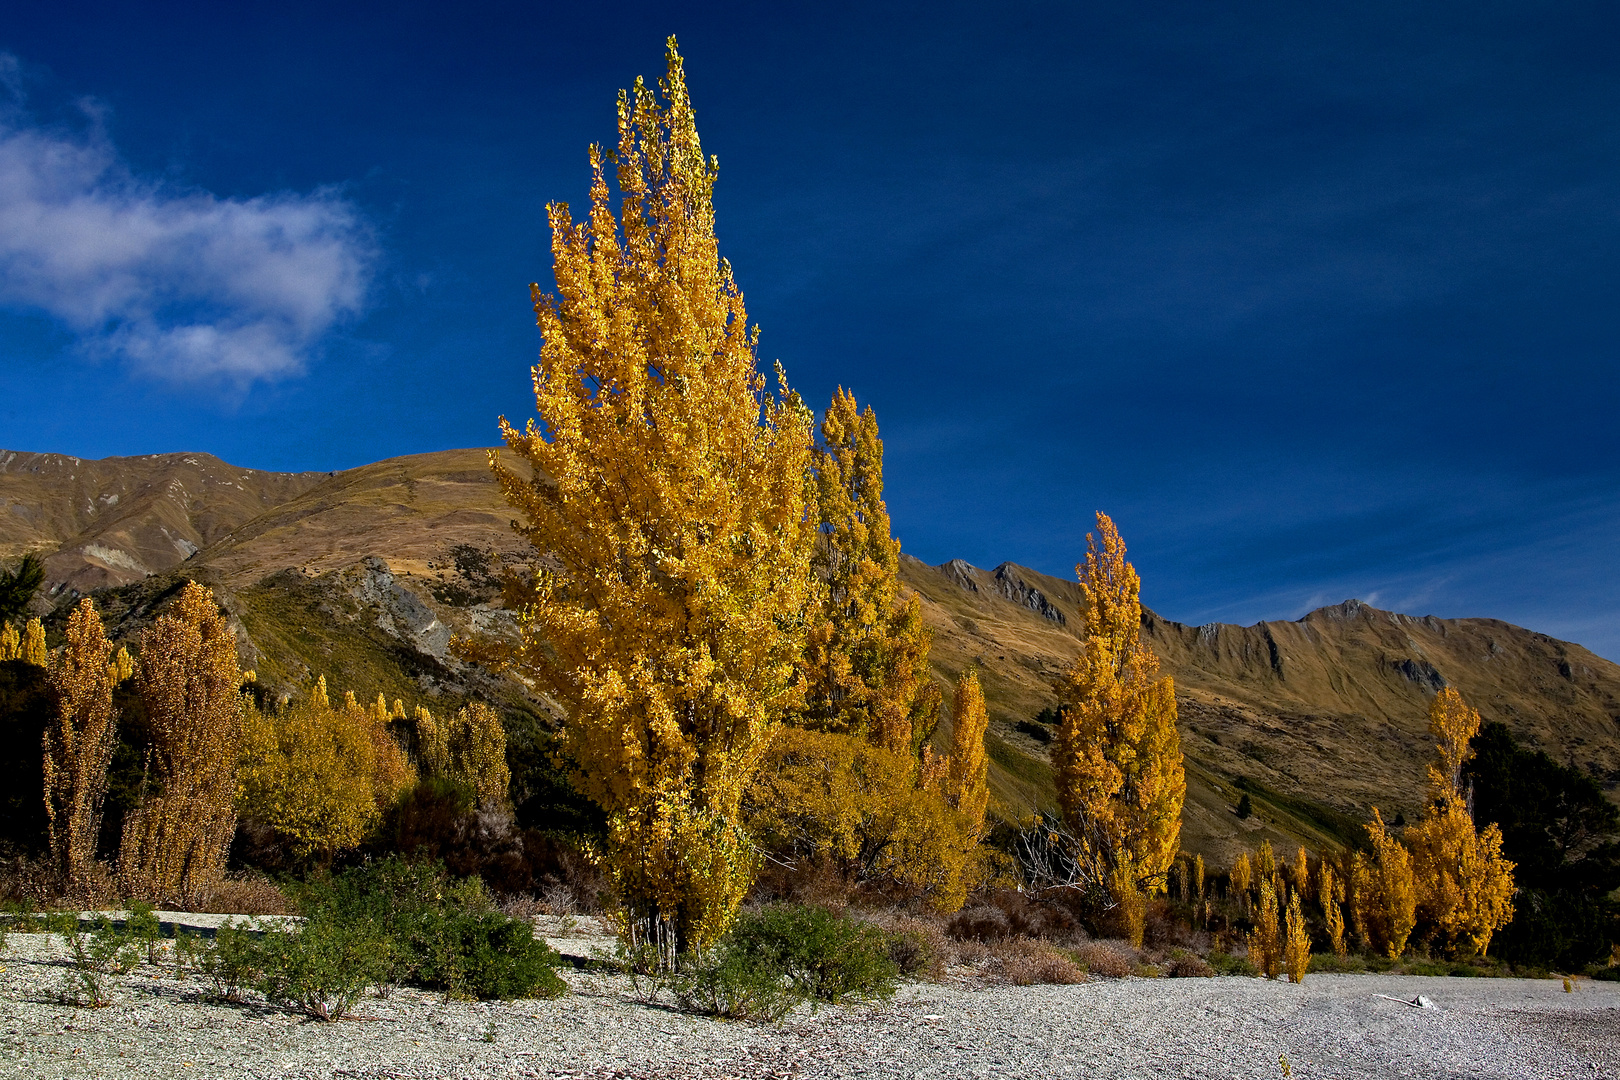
[196,874,295,915]
[993,938,1086,985]
[1071,939,1134,978]
[1164,952,1216,977]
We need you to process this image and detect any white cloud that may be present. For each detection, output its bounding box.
[0,86,374,383]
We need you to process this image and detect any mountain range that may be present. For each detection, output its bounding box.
[5,446,1617,863]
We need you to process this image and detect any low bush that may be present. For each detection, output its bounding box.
[202,920,266,1002]
[1163,951,1215,978]
[418,912,566,1001]
[299,856,567,1003]
[725,905,898,1006]
[1206,950,1258,977]
[674,945,799,1022]
[1306,951,1366,974]
[257,917,385,1020]
[994,939,1086,985]
[873,915,949,980]
[1071,940,1132,978]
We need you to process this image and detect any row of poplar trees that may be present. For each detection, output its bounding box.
[8,581,510,907]
[458,40,1186,961]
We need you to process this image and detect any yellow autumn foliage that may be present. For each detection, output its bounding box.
[1233,852,1252,900]
[468,39,817,955]
[1053,513,1185,899]
[413,701,511,805]
[1284,888,1311,983]
[800,388,938,757]
[746,725,984,912]
[0,621,19,661]
[237,676,415,859]
[21,617,47,666]
[1354,808,1417,958]
[118,581,244,906]
[1250,874,1283,978]
[42,599,118,894]
[1406,688,1515,957]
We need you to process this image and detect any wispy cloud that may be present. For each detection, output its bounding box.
[0,68,374,383]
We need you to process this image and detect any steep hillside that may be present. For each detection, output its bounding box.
[13,445,1618,866]
[897,556,1620,861]
[0,449,326,597]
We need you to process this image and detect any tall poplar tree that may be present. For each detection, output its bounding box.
[43,599,118,894]
[800,388,938,756]
[118,581,244,906]
[475,39,818,958]
[1053,513,1185,905]
[1405,688,1515,956]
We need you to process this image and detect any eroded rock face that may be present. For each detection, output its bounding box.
[347,557,453,659]
[992,563,1066,625]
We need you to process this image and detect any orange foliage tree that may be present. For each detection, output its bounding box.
[42,599,119,894]
[1405,688,1515,957]
[1053,513,1185,911]
[467,39,817,957]
[118,582,244,905]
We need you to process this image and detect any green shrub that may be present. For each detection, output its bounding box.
[52,913,140,1007]
[298,856,567,1002]
[202,920,266,1002]
[725,905,898,1006]
[418,912,567,1001]
[257,918,386,1021]
[1307,952,1367,974]
[1589,965,1620,982]
[674,945,799,1023]
[126,902,163,965]
[1206,950,1258,977]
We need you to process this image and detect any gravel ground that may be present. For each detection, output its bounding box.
[1,928,1616,1080]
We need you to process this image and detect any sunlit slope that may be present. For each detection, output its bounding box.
[0,449,325,596]
[194,448,530,587]
[897,555,1620,862]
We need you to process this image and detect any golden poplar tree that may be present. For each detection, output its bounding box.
[945,668,990,832]
[21,618,47,666]
[0,621,19,661]
[1054,514,1185,901]
[413,702,511,805]
[1250,874,1283,978]
[800,388,937,755]
[1405,689,1515,957]
[42,599,118,894]
[1233,852,1253,900]
[1284,889,1311,983]
[1355,809,1417,958]
[118,582,244,906]
[1321,862,1347,957]
[470,39,817,956]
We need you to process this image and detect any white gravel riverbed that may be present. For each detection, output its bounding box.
[1,930,1616,1080]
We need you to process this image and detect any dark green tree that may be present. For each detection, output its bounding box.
[1464,721,1620,969]
[0,553,44,623]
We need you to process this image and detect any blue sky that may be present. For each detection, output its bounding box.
[1,2,1618,660]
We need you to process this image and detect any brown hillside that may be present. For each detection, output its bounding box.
[896,555,1620,862]
[0,449,326,597]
